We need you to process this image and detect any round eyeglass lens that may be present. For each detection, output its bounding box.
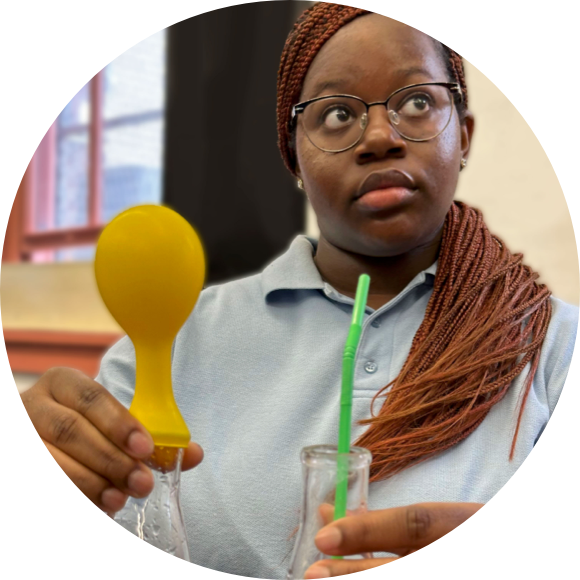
[387,84,454,141]
[299,85,456,151]
[301,96,368,152]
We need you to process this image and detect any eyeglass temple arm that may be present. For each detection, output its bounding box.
[291,104,305,119]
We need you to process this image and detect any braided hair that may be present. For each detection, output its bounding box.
[276,3,552,482]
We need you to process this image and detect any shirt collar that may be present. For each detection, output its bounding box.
[261,235,437,300]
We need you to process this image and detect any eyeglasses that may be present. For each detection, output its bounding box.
[291,82,462,153]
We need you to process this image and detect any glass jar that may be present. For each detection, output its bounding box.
[114,446,190,560]
[287,445,372,579]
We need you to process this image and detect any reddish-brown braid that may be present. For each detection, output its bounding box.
[276,3,552,481]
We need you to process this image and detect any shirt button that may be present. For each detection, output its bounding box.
[371,320,381,328]
[364,361,378,374]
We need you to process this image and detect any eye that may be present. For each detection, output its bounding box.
[321,105,356,129]
[398,93,433,117]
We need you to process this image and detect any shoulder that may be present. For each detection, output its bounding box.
[548,296,578,327]
[542,297,578,371]
[536,297,578,413]
[173,270,287,355]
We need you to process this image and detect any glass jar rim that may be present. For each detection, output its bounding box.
[300,444,372,467]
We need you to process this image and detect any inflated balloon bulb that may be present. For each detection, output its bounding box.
[95,205,205,560]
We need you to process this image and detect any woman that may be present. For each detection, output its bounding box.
[21,3,577,578]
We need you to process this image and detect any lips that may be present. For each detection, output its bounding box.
[355,169,416,200]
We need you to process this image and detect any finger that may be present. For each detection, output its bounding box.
[44,439,128,513]
[182,442,204,471]
[34,396,153,498]
[304,557,398,578]
[43,368,155,459]
[148,442,204,472]
[314,502,483,556]
[39,438,203,513]
[35,422,203,502]
[318,504,361,526]
[32,368,155,497]
[318,504,334,526]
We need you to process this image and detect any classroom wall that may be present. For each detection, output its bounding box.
[2,262,122,392]
[1,262,121,333]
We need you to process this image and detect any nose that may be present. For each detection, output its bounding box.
[354,104,407,163]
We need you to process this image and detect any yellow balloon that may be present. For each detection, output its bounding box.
[95,205,205,447]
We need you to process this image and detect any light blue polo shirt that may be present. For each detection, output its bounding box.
[97,235,578,579]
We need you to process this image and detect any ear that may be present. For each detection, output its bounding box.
[460,110,475,161]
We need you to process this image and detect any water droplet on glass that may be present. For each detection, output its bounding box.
[114,447,189,561]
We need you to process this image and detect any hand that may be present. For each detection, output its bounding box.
[21,367,203,514]
[304,503,580,580]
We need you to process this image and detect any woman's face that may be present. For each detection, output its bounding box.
[295,14,474,258]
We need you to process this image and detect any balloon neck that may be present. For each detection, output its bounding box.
[130,339,190,448]
[134,339,173,395]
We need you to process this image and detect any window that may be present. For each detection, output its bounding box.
[5,29,166,263]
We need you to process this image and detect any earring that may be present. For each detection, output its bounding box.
[297,178,304,190]
[460,158,467,170]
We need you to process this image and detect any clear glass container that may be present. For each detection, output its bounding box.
[114,446,190,560]
[287,445,372,579]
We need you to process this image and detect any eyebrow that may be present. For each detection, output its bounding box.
[308,66,435,98]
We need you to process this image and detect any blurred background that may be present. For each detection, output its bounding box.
[3,1,577,393]
[0,0,310,393]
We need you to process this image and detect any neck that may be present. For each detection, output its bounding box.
[313,234,442,310]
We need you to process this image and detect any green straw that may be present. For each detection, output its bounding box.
[334,274,370,529]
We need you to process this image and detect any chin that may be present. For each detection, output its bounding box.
[320,206,446,256]
[332,234,422,258]
[327,222,443,259]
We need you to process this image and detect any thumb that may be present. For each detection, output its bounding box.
[318,503,335,526]
[182,441,204,471]
[318,503,361,526]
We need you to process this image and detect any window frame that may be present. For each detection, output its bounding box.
[5,72,105,263]
[3,37,166,378]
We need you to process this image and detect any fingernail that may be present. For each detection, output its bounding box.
[127,430,154,456]
[127,468,153,496]
[315,526,342,551]
[101,488,127,511]
[304,566,331,579]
